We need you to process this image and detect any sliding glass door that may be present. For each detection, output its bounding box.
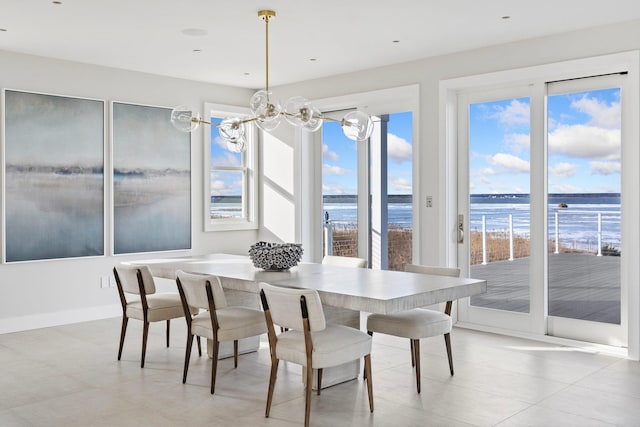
[457,74,626,346]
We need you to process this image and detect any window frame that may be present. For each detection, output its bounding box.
[203,102,258,232]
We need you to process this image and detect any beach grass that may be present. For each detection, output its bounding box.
[327,226,603,270]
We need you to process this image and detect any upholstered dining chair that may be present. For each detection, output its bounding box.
[366,264,460,393]
[259,283,374,427]
[176,270,267,394]
[322,255,367,268]
[113,263,191,368]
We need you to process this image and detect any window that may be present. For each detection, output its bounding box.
[204,103,257,231]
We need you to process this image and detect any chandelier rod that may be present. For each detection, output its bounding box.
[258,10,275,93]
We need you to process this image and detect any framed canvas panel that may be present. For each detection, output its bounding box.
[111,101,191,254]
[3,89,105,262]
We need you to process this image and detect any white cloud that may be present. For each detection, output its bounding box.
[589,160,620,175]
[486,153,530,173]
[549,162,578,178]
[322,163,351,175]
[548,124,620,160]
[387,133,412,164]
[494,99,530,127]
[212,151,241,167]
[322,144,339,161]
[210,180,226,190]
[572,96,620,129]
[390,177,412,192]
[322,183,349,194]
[480,167,498,176]
[505,133,530,153]
[210,179,237,195]
[550,183,582,193]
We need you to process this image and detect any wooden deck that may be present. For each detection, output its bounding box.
[470,253,621,324]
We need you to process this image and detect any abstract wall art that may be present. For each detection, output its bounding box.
[112,102,191,254]
[3,90,105,262]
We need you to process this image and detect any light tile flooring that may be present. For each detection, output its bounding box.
[1,317,639,426]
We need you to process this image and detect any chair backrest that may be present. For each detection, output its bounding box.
[404,264,461,278]
[114,264,156,294]
[176,270,227,310]
[259,283,326,332]
[322,255,367,268]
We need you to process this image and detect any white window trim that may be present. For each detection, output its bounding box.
[203,102,258,232]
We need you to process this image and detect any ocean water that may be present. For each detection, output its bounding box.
[321,193,621,249]
[214,193,621,250]
[470,193,621,249]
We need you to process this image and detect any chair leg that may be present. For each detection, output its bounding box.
[234,340,238,368]
[183,333,194,384]
[210,340,220,394]
[410,339,415,367]
[364,354,374,412]
[317,369,323,395]
[166,320,170,348]
[265,359,279,417]
[364,331,373,380]
[141,321,149,368]
[413,339,421,393]
[444,333,454,376]
[304,365,313,427]
[197,336,202,357]
[117,316,128,360]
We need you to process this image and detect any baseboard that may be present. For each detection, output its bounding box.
[0,304,121,334]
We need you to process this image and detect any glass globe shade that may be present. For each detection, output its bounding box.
[170,106,201,132]
[250,90,282,132]
[341,111,374,141]
[218,117,245,142]
[284,96,323,132]
[227,136,247,153]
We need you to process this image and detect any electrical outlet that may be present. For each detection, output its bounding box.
[100,276,109,288]
[109,276,117,288]
[426,196,433,208]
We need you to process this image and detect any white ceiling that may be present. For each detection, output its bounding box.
[2,0,640,89]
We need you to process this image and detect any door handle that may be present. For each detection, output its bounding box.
[457,214,464,243]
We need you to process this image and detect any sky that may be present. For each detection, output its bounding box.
[469,87,621,195]
[210,118,244,196]
[322,111,413,195]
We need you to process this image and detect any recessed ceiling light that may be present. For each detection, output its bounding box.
[501,15,511,20]
[392,40,400,43]
[309,58,317,62]
[192,49,202,53]
[52,1,62,4]
[182,28,208,37]
[0,28,7,32]
[244,72,250,76]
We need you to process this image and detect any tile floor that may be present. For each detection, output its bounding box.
[1,317,639,426]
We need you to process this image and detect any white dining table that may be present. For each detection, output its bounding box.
[132,253,487,388]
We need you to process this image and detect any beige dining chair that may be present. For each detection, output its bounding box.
[259,283,374,427]
[366,264,460,393]
[322,255,367,268]
[113,264,192,368]
[176,270,267,394]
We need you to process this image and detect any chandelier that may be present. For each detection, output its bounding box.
[170,10,374,153]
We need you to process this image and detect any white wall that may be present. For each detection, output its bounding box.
[0,50,258,333]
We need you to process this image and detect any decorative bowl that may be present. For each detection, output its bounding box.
[248,242,303,271]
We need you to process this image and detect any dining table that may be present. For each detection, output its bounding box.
[132,253,487,388]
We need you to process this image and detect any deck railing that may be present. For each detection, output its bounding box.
[474,210,620,264]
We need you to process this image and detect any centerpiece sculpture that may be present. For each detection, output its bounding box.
[249,242,303,271]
